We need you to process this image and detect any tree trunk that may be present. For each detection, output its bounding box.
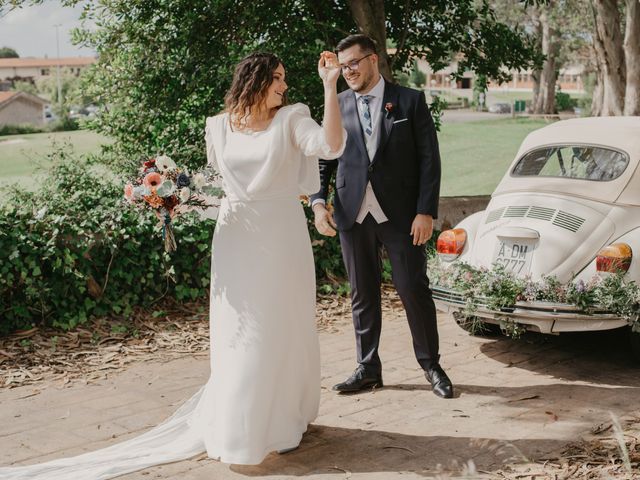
[591,43,605,116]
[623,0,640,115]
[346,0,394,82]
[531,70,541,111]
[530,13,542,112]
[592,0,626,116]
[533,8,558,114]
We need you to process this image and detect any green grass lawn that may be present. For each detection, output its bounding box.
[0,130,111,189]
[0,119,551,197]
[486,91,533,103]
[487,91,587,103]
[438,117,552,196]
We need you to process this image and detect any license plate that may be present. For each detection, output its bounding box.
[492,240,535,275]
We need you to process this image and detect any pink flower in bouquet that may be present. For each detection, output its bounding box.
[143,172,163,189]
[124,183,135,202]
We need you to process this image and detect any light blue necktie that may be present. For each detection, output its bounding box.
[359,95,373,136]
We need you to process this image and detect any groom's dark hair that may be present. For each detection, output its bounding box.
[335,34,378,55]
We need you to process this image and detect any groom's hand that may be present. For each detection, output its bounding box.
[410,214,433,246]
[313,203,337,237]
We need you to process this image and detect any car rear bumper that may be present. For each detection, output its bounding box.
[432,286,627,334]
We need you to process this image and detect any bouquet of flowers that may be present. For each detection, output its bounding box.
[124,155,223,252]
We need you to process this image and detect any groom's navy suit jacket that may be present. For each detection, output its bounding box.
[310,82,441,234]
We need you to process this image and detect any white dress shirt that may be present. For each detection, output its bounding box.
[354,75,388,224]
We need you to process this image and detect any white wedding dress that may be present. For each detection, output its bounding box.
[0,103,346,479]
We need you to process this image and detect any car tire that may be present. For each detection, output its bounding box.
[453,312,501,336]
[629,326,640,362]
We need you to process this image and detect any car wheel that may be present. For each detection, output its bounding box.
[453,312,501,336]
[629,326,640,362]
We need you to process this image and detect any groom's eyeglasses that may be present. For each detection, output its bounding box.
[339,53,373,73]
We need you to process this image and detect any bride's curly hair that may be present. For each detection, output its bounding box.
[224,52,288,129]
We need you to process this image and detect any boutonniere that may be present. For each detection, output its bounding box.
[384,102,394,119]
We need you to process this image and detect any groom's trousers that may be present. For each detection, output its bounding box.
[339,213,440,374]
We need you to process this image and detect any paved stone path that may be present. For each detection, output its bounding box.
[1,311,639,479]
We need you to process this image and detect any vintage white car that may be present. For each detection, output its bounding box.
[433,116,640,356]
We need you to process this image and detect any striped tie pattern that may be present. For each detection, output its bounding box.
[359,95,373,136]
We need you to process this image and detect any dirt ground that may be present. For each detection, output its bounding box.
[1,291,639,479]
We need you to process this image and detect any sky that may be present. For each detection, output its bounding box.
[0,0,95,58]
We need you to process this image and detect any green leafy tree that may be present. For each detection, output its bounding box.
[0,46,19,58]
[36,67,94,116]
[491,0,592,114]
[12,80,37,95]
[473,73,488,110]
[2,0,540,173]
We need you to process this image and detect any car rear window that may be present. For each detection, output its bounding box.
[512,145,629,181]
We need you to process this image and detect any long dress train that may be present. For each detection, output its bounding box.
[0,103,346,479]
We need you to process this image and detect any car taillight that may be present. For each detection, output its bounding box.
[437,229,467,261]
[596,243,632,273]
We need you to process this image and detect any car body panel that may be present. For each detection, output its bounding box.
[466,192,615,282]
[435,116,640,333]
[573,226,640,284]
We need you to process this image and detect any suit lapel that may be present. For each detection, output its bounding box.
[343,91,369,163]
[372,82,398,165]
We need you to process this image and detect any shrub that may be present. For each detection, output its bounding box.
[0,146,214,334]
[0,124,44,136]
[0,118,81,137]
[555,91,577,112]
[48,117,80,132]
[0,145,437,334]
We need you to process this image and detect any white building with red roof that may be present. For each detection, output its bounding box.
[0,57,96,81]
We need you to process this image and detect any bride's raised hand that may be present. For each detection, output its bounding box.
[318,51,340,85]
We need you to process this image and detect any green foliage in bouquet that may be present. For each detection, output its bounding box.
[0,146,214,334]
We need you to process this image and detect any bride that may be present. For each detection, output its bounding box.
[0,51,345,479]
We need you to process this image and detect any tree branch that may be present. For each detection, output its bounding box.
[390,0,412,72]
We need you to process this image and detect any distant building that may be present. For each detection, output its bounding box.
[415,58,586,96]
[0,57,96,82]
[0,91,49,127]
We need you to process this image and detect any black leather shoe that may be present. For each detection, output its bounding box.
[425,364,453,399]
[332,365,383,393]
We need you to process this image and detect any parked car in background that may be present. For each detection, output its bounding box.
[488,102,511,113]
[44,105,56,122]
[433,116,640,358]
[69,104,99,120]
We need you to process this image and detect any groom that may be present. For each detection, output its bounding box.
[311,34,453,399]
